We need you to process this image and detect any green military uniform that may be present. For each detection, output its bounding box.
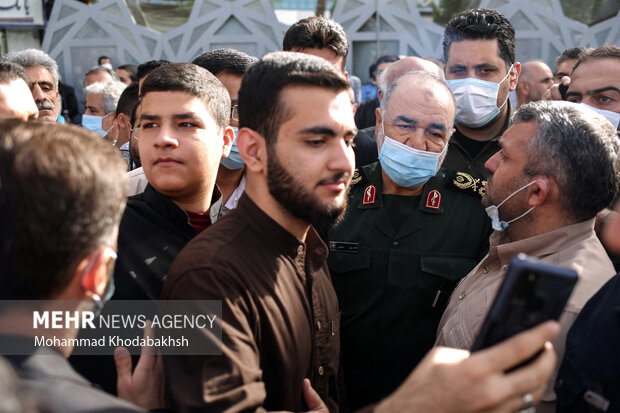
[324,162,492,410]
[442,101,514,179]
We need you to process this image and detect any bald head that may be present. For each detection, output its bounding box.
[379,57,444,102]
[516,60,553,107]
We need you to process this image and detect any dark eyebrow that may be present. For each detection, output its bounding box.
[140,114,160,121]
[592,86,620,95]
[565,90,582,99]
[300,126,337,137]
[429,123,447,131]
[35,81,54,88]
[300,126,358,138]
[474,63,500,70]
[395,115,417,124]
[140,112,201,121]
[172,112,202,121]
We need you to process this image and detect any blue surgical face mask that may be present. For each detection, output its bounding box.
[378,134,445,188]
[220,127,245,170]
[82,113,113,138]
[485,180,539,231]
[446,65,513,128]
[581,103,620,130]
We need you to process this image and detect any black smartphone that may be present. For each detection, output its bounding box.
[471,254,578,353]
[559,83,569,100]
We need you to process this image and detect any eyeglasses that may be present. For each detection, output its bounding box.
[231,105,239,122]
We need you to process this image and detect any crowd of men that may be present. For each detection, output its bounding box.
[1,7,620,413]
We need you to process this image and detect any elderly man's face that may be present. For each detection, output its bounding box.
[376,77,454,157]
[25,66,58,123]
[0,78,39,121]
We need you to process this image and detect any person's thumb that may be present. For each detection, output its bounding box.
[114,346,133,386]
[302,378,328,413]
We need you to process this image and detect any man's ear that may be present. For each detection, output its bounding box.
[221,126,234,158]
[116,112,130,129]
[237,127,267,174]
[79,248,110,299]
[509,62,521,92]
[375,108,383,137]
[528,177,550,207]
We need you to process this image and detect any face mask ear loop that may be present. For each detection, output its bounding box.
[497,64,514,111]
[498,178,544,228]
[496,179,538,209]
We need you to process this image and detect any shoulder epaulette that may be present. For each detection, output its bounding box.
[446,171,486,198]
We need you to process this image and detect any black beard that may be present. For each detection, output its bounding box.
[266,147,349,228]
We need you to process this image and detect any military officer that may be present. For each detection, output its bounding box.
[322,71,492,410]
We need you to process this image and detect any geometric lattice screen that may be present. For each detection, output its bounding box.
[333,0,620,81]
[42,0,286,101]
[42,0,620,93]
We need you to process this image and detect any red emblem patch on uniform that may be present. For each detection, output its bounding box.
[425,190,441,209]
[362,185,376,205]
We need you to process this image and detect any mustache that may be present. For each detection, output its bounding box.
[36,101,55,110]
[317,172,351,186]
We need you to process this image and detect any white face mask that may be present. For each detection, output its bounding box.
[446,65,513,128]
[485,179,539,231]
[581,103,620,130]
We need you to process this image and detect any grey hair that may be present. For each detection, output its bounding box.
[84,65,117,86]
[3,49,59,88]
[379,59,445,93]
[84,81,127,114]
[381,70,453,115]
[516,100,620,221]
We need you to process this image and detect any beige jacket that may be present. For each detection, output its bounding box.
[436,219,615,408]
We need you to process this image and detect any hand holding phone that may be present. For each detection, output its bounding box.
[471,254,577,354]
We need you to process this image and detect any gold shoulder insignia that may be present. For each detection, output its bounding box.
[351,169,362,185]
[447,171,487,198]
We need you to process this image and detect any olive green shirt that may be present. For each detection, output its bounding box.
[322,162,492,410]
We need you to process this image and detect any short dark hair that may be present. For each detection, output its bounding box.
[516,101,620,221]
[0,120,127,299]
[239,51,351,146]
[282,16,349,70]
[376,55,400,66]
[136,60,170,81]
[443,8,516,68]
[572,45,620,71]
[140,62,230,131]
[98,55,110,65]
[115,84,139,117]
[117,64,138,83]
[192,48,257,76]
[0,61,30,85]
[555,47,591,70]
